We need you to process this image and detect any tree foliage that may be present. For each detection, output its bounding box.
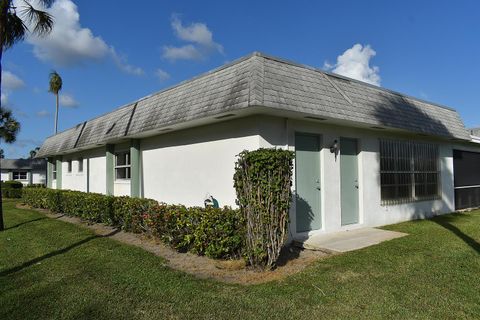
[0,107,20,143]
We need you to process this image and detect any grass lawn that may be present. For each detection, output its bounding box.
[1,199,480,319]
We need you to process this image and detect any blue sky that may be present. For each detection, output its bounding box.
[2,0,479,158]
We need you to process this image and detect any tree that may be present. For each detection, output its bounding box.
[29,146,39,158]
[0,108,20,230]
[0,0,54,231]
[0,148,4,159]
[49,71,62,134]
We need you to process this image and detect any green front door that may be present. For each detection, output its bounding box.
[295,133,321,232]
[340,138,359,225]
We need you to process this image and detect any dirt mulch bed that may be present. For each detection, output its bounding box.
[17,204,333,285]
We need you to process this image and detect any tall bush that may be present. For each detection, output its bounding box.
[234,148,294,270]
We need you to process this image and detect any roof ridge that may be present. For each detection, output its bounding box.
[247,54,265,106]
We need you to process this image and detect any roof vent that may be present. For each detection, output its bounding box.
[305,116,327,121]
[214,114,235,119]
[370,126,386,130]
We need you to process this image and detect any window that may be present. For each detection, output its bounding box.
[78,158,83,173]
[67,160,72,173]
[380,139,440,205]
[12,171,27,180]
[52,162,57,180]
[115,152,131,180]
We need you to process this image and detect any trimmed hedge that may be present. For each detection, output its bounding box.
[1,181,24,198]
[22,188,244,259]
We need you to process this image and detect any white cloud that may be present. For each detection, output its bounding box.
[155,68,170,81]
[110,47,145,76]
[36,110,51,117]
[2,71,25,91]
[16,0,142,75]
[324,44,381,86]
[163,15,223,61]
[163,45,203,61]
[59,93,79,108]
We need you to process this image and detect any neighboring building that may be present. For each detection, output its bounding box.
[0,158,47,186]
[36,52,480,238]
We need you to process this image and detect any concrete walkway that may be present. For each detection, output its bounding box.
[295,228,408,253]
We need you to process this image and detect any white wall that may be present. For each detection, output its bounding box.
[257,115,480,237]
[1,170,10,182]
[32,170,46,185]
[1,169,46,185]
[55,148,106,194]
[141,117,260,207]
[46,113,480,237]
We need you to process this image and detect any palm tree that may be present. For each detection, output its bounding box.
[0,108,20,230]
[29,146,40,158]
[49,71,62,134]
[0,0,54,231]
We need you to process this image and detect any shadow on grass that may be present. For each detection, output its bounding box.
[4,217,48,231]
[433,215,480,254]
[0,229,121,277]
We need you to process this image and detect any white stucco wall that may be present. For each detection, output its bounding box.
[1,170,10,182]
[54,148,106,194]
[1,169,45,185]
[257,115,480,237]
[62,154,87,192]
[141,117,261,207]
[45,113,480,237]
[32,170,46,185]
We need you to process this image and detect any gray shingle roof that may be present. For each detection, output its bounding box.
[470,128,480,137]
[1,158,46,170]
[37,52,470,157]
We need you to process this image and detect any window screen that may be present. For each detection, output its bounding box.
[380,140,440,205]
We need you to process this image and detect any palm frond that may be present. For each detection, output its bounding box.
[49,71,62,94]
[35,0,55,8]
[20,1,53,37]
[0,107,20,143]
[2,12,27,50]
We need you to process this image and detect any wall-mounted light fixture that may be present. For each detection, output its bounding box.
[330,139,339,160]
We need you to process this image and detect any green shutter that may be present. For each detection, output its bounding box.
[130,139,141,198]
[106,144,114,195]
[56,157,62,189]
[47,158,53,188]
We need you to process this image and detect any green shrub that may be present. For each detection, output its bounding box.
[82,193,114,223]
[2,181,24,189]
[112,196,157,232]
[22,188,245,260]
[22,188,52,208]
[192,206,244,258]
[1,180,24,198]
[1,188,22,198]
[234,148,294,270]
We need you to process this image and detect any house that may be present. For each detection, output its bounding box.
[36,52,480,238]
[0,158,47,186]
